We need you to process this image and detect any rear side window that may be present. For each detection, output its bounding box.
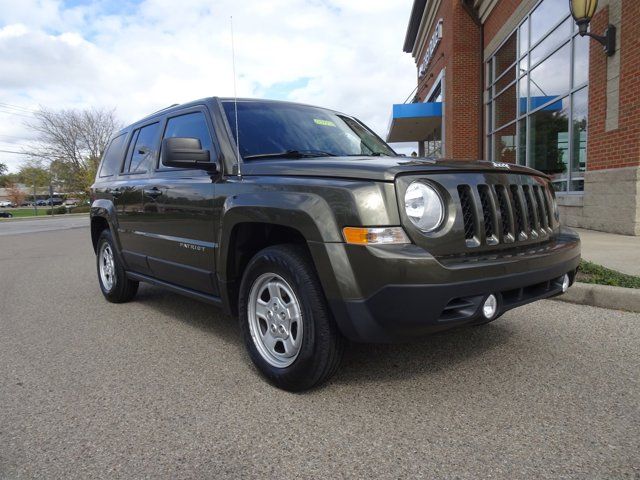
[162,111,212,153]
[98,133,127,177]
[124,122,161,173]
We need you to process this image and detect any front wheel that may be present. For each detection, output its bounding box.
[239,244,345,391]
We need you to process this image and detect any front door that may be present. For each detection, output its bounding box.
[139,109,218,295]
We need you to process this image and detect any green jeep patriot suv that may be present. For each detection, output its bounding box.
[90,98,581,391]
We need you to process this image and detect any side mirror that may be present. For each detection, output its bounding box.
[161,137,216,171]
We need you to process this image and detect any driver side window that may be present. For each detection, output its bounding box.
[160,111,213,169]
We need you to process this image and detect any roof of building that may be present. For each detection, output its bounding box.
[403,0,427,53]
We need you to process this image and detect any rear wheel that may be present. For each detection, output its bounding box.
[96,229,138,303]
[239,244,345,391]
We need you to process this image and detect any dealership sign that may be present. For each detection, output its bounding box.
[419,19,443,77]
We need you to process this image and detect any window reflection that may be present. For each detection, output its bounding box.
[494,33,517,78]
[487,0,587,192]
[529,42,571,108]
[530,0,570,47]
[494,83,517,128]
[530,17,572,67]
[494,123,517,164]
[572,88,588,176]
[530,96,569,189]
[573,35,590,87]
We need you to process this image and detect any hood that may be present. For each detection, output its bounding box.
[239,156,545,182]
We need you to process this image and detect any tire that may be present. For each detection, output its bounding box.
[96,229,139,303]
[238,244,345,392]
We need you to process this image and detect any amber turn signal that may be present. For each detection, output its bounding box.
[343,227,410,245]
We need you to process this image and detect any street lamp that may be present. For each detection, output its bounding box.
[569,0,616,56]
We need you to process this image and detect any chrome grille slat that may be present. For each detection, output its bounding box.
[455,179,555,249]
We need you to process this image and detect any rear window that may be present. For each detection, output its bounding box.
[99,133,128,177]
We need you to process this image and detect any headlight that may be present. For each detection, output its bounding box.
[404,182,445,232]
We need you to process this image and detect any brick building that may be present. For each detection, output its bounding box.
[387,0,639,235]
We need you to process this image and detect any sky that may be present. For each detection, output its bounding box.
[0,0,418,172]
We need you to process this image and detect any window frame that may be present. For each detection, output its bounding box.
[155,106,220,173]
[485,0,589,193]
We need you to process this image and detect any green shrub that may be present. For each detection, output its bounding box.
[69,206,90,214]
[45,206,67,215]
[577,260,640,289]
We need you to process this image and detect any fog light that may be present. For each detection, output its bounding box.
[482,294,498,319]
[562,274,570,293]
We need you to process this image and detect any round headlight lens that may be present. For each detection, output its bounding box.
[404,182,445,232]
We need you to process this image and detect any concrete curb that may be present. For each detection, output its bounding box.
[554,281,640,313]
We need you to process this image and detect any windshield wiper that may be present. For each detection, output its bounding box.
[243,149,336,160]
[343,152,390,157]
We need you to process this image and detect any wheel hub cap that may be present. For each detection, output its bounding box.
[247,273,303,368]
[99,243,116,291]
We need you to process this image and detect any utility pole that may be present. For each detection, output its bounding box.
[33,177,37,216]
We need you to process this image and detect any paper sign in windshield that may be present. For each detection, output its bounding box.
[313,119,336,127]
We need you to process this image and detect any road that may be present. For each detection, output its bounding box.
[0,222,638,478]
[0,215,88,236]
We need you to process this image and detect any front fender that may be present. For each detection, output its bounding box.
[217,191,341,282]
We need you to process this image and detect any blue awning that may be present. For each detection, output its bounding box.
[386,102,442,143]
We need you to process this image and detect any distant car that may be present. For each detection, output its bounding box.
[64,198,80,207]
[0,211,13,218]
[36,200,48,206]
[50,197,64,206]
[20,201,33,207]
[0,200,15,208]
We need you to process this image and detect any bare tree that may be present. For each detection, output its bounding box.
[25,107,121,193]
[6,182,26,207]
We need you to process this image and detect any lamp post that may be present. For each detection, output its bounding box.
[569,0,616,56]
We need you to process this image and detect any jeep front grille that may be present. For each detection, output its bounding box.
[458,182,554,248]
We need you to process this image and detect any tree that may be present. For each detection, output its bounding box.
[25,107,121,194]
[6,182,26,207]
[0,162,7,176]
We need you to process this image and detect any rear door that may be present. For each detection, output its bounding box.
[140,108,218,295]
[116,121,162,274]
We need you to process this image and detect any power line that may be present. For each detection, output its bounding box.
[0,109,33,119]
[0,149,31,155]
[0,102,36,113]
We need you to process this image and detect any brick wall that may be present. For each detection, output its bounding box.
[484,0,523,50]
[415,0,482,160]
[587,0,640,171]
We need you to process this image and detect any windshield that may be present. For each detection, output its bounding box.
[222,100,396,159]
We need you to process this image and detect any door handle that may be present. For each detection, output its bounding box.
[143,187,163,198]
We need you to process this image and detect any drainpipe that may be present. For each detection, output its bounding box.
[461,0,484,160]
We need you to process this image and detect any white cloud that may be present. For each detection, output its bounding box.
[0,0,417,171]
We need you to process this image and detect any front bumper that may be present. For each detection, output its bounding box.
[309,227,580,342]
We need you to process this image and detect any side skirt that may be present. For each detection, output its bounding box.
[126,271,224,308]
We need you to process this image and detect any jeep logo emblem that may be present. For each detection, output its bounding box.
[491,161,511,169]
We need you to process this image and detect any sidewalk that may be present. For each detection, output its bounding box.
[573,227,640,276]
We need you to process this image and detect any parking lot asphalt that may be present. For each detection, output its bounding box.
[0,225,638,479]
[0,215,88,236]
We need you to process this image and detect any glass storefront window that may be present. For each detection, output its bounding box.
[486,0,588,192]
[572,87,588,177]
[529,17,572,67]
[494,123,517,164]
[494,33,517,78]
[530,0,569,47]
[494,83,517,129]
[573,35,590,87]
[529,42,571,104]
[518,21,529,58]
[529,96,570,190]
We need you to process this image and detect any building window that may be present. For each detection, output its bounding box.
[486,0,590,192]
[424,78,443,157]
